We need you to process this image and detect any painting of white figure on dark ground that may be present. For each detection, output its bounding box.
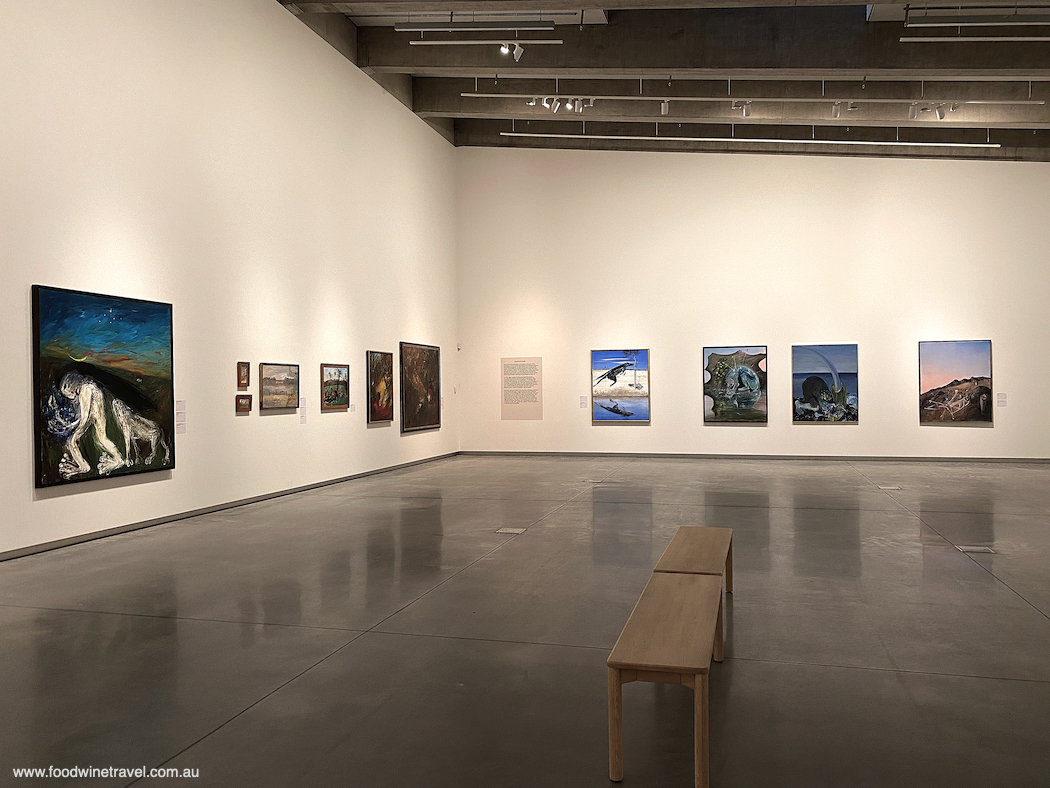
[33,285,174,488]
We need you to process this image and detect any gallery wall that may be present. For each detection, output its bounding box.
[455,146,1050,459]
[0,0,459,556]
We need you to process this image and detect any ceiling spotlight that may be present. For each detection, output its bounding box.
[935,105,946,120]
[908,103,918,119]
[513,43,524,62]
[847,101,860,111]
[661,100,670,115]
[576,100,584,114]
[500,42,510,55]
[588,98,595,107]
[742,102,752,118]
[832,102,842,118]
[551,98,561,113]
[565,99,574,111]
[541,97,550,108]
[527,97,538,106]
[950,102,960,112]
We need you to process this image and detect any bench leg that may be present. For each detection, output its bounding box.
[726,539,734,594]
[714,592,724,663]
[609,667,623,782]
[694,672,709,788]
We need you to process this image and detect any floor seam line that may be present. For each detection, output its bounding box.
[728,655,1050,684]
[360,629,611,651]
[0,602,364,632]
[126,631,367,786]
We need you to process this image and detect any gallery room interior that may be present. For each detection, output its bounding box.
[3,0,1050,786]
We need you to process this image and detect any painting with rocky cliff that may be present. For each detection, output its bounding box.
[703,347,767,423]
[919,340,992,423]
[793,344,859,423]
[32,285,174,488]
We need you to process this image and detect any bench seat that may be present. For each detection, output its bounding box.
[607,572,724,788]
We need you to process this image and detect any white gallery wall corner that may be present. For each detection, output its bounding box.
[1,0,459,556]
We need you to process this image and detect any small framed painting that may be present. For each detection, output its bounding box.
[320,363,350,411]
[400,342,440,432]
[259,363,299,410]
[235,394,252,413]
[237,361,250,388]
[367,350,394,423]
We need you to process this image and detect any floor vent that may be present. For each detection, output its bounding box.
[496,528,527,535]
[878,485,902,491]
[957,545,995,554]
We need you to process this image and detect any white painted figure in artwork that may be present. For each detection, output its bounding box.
[57,372,124,479]
[53,371,171,480]
[112,399,170,467]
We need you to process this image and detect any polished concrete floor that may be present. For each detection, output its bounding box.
[2,455,1050,787]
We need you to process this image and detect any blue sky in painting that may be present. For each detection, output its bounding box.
[792,344,858,375]
[592,349,649,371]
[37,288,172,376]
[919,340,991,392]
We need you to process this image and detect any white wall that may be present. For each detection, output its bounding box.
[455,146,1050,459]
[0,0,459,555]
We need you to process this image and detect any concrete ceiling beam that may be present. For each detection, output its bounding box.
[453,117,1050,160]
[357,8,1050,80]
[285,1,993,14]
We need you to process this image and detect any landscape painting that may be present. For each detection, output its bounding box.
[792,344,859,423]
[703,346,768,423]
[32,285,175,488]
[919,340,992,423]
[591,349,650,422]
[237,361,250,388]
[259,363,299,409]
[400,343,440,432]
[367,350,394,423]
[235,394,252,413]
[320,363,350,411]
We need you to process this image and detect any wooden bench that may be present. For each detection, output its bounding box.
[653,526,733,592]
[607,572,724,788]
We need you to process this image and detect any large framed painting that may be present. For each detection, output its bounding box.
[259,363,299,409]
[32,285,175,488]
[792,344,859,423]
[591,349,650,422]
[703,346,768,423]
[919,340,992,423]
[320,363,350,411]
[400,342,440,432]
[367,350,394,423]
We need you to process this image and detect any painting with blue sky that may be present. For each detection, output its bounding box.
[592,349,649,422]
[33,285,174,488]
[919,340,992,423]
[792,344,859,423]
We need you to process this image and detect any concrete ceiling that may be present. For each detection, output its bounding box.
[282,2,1050,160]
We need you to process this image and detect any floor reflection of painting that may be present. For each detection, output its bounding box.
[703,346,768,423]
[919,340,992,423]
[591,349,650,422]
[792,344,859,423]
[260,363,299,410]
[367,351,394,423]
[400,343,440,432]
[32,285,175,488]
